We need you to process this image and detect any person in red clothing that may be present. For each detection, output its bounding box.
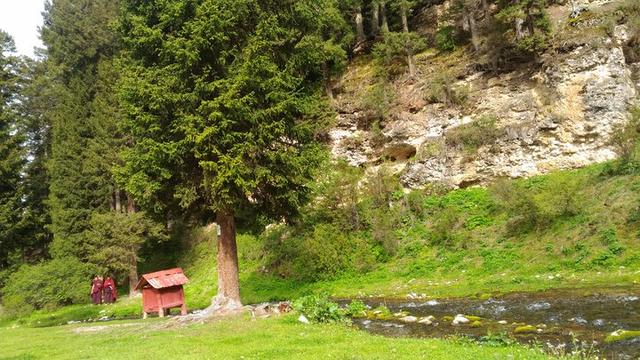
[91,275,103,305]
[103,275,117,303]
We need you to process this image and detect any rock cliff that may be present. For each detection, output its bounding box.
[329,0,639,188]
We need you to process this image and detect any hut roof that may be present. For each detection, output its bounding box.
[135,268,189,290]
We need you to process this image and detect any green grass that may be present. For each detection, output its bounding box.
[6,162,640,328]
[4,160,640,325]
[0,314,570,359]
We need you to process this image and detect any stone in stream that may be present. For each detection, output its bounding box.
[452,314,470,325]
[399,316,418,323]
[418,315,436,325]
[605,329,640,343]
[514,325,538,334]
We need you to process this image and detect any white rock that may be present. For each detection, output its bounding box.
[298,315,310,324]
[419,315,436,325]
[498,320,508,325]
[331,41,636,190]
[399,316,418,323]
[452,314,470,325]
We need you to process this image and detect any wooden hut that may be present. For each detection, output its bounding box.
[135,268,189,318]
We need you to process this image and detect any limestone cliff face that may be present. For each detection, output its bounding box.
[329,2,638,188]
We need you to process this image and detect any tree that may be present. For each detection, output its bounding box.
[11,58,54,266]
[86,211,166,295]
[495,0,550,56]
[451,0,482,52]
[396,0,418,77]
[0,31,26,270]
[118,0,346,310]
[41,0,123,261]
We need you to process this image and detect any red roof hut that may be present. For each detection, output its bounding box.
[135,268,189,318]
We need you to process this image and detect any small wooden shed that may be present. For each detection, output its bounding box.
[135,268,189,318]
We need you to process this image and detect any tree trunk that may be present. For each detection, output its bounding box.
[128,253,138,297]
[126,193,136,214]
[400,3,417,78]
[211,211,242,310]
[115,189,122,213]
[515,18,525,40]
[469,13,480,52]
[355,5,366,43]
[322,62,334,99]
[481,0,488,16]
[380,1,389,33]
[372,2,380,36]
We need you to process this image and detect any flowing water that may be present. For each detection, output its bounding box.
[345,288,640,359]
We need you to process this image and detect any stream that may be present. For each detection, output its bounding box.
[345,288,640,359]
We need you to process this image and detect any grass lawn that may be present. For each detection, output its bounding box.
[0,314,566,359]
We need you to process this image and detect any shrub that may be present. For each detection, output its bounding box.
[445,115,502,153]
[533,172,585,219]
[303,161,364,231]
[361,82,395,121]
[372,31,426,75]
[344,299,368,318]
[494,0,550,58]
[292,294,346,323]
[490,179,541,235]
[294,224,375,281]
[429,205,464,247]
[426,71,469,108]
[2,258,98,315]
[435,26,458,52]
[608,107,640,173]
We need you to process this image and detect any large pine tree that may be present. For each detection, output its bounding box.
[118,0,350,310]
[42,0,121,259]
[0,31,26,270]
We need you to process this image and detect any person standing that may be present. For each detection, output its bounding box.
[91,276,103,305]
[103,276,117,303]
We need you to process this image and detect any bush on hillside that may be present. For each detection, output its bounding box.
[372,32,427,70]
[294,224,376,281]
[491,172,586,235]
[2,257,98,315]
[426,71,470,108]
[445,115,502,153]
[608,107,640,173]
[361,82,395,122]
[435,26,458,52]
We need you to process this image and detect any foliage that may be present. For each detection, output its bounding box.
[292,294,346,323]
[43,0,123,263]
[343,299,368,317]
[372,31,426,71]
[435,26,459,52]
[491,172,586,235]
[426,71,470,107]
[294,224,376,281]
[118,0,346,221]
[2,258,97,315]
[361,81,395,121]
[494,0,551,57]
[85,212,167,281]
[445,115,501,153]
[0,31,28,270]
[608,107,640,173]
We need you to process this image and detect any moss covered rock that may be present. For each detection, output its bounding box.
[605,330,640,343]
[514,325,537,334]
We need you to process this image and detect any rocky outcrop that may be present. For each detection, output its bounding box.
[329,11,638,189]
